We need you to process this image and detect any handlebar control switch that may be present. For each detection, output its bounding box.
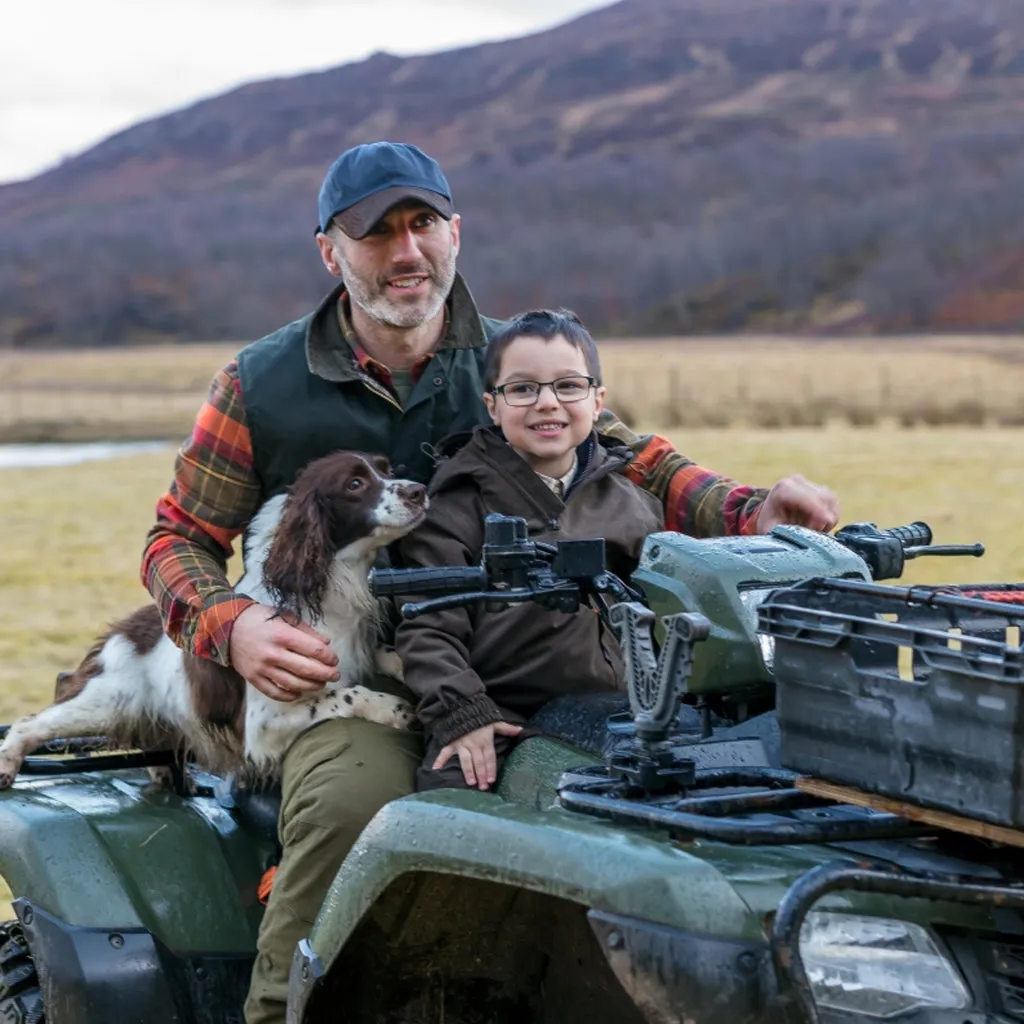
[833,521,932,580]
[551,538,606,581]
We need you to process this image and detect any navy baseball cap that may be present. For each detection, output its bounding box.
[316,141,453,238]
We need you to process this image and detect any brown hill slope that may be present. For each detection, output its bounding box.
[6,0,1024,346]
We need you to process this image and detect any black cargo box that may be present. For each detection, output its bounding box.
[759,578,1024,828]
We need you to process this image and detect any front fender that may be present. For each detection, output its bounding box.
[0,769,272,953]
[306,788,759,965]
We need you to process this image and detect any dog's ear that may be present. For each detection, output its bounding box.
[262,487,333,623]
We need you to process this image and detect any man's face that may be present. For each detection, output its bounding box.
[318,202,460,329]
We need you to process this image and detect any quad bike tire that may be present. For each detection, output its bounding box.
[0,920,44,1024]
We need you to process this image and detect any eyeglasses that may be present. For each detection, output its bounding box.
[491,375,597,407]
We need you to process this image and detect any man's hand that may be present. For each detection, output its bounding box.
[229,603,340,702]
[756,473,840,535]
[433,722,524,790]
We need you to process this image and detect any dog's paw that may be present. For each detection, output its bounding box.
[0,757,19,789]
[375,648,404,682]
[389,700,417,731]
[145,765,176,792]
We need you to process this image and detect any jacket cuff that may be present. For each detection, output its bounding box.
[195,594,259,666]
[432,693,504,747]
[740,499,764,536]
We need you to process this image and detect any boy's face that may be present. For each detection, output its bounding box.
[484,334,605,475]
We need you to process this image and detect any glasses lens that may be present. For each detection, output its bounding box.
[553,376,592,402]
[502,382,540,406]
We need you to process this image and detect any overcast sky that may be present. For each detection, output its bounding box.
[1,0,612,184]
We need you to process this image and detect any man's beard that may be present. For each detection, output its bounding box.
[339,245,457,329]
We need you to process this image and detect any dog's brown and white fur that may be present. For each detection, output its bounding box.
[0,451,427,788]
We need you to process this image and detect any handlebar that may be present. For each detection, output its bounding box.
[369,515,988,619]
[832,520,984,580]
[369,565,488,597]
[369,513,639,621]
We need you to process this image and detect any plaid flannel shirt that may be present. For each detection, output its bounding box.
[142,305,766,665]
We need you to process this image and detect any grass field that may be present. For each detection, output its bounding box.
[2,427,1022,722]
[4,334,1024,441]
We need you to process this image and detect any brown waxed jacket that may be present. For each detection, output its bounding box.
[396,425,664,747]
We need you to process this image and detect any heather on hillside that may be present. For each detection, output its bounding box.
[6,0,1024,347]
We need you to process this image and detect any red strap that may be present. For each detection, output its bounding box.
[257,865,277,905]
[958,590,1024,605]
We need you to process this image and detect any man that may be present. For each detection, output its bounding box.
[141,140,838,1024]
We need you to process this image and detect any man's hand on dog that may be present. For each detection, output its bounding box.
[434,721,524,790]
[229,604,340,702]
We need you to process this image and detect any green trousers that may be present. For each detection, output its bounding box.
[243,716,422,1024]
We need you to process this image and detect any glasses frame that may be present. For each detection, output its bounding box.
[490,374,598,407]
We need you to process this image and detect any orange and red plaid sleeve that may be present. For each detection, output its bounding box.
[141,361,262,665]
[595,410,767,537]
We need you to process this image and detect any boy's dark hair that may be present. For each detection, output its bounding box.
[483,308,602,391]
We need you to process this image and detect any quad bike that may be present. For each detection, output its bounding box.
[3,510,1023,1024]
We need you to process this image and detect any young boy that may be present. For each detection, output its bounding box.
[395,308,664,792]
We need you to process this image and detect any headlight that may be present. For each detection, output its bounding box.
[799,912,970,1018]
[739,588,776,673]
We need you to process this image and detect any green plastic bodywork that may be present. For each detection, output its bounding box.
[0,769,274,953]
[305,735,1004,979]
[634,526,868,695]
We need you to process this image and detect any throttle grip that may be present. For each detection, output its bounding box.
[369,565,488,598]
[884,522,933,550]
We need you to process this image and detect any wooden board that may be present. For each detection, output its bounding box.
[795,776,1024,850]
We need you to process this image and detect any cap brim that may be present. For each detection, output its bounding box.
[331,186,453,239]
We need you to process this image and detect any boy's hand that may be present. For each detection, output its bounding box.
[433,722,523,790]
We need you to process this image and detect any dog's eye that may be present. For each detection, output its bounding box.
[347,478,364,491]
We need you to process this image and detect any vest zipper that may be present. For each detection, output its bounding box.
[358,374,402,413]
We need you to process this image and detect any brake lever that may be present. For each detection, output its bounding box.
[903,543,986,560]
[590,571,645,605]
[400,580,585,620]
[401,588,540,620]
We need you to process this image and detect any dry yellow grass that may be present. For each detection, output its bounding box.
[0,343,241,442]
[602,334,1024,429]
[0,342,241,389]
[2,428,1021,713]
[4,334,1024,441]
[2,428,1019,725]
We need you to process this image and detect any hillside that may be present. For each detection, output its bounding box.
[6,0,1024,346]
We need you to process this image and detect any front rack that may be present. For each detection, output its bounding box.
[557,765,932,845]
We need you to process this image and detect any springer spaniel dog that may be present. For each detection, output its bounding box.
[0,451,426,788]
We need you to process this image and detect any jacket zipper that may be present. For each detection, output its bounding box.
[358,373,402,412]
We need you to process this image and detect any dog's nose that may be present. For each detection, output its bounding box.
[397,482,427,506]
